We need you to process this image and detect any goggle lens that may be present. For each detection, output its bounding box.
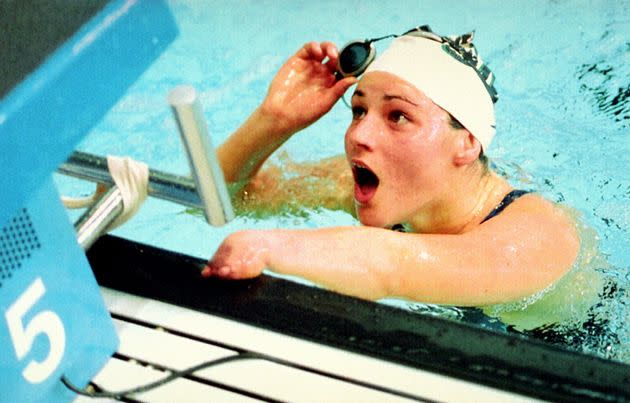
[338,42,373,77]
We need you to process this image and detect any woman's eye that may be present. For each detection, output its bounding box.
[389,110,409,124]
[351,106,366,120]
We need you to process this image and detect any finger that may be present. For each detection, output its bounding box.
[325,58,340,75]
[321,41,340,73]
[301,41,325,62]
[218,266,231,277]
[201,263,234,278]
[330,76,358,100]
[321,41,339,61]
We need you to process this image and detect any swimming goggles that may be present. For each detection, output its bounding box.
[336,25,498,103]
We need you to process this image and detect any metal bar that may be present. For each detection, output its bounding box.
[59,151,204,210]
[168,85,234,226]
[75,185,124,250]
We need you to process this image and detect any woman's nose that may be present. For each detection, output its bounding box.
[345,116,380,152]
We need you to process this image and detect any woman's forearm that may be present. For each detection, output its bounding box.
[265,226,402,300]
[262,226,563,306]
[217,107,295,184]
[216,41,356,186]
[206,220,575,306]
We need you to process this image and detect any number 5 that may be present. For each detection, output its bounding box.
[5,277,66,384]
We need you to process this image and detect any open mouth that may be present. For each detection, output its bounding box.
[352,163,379,203]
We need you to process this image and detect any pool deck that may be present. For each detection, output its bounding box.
[88,288,527,402]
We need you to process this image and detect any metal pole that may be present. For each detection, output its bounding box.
[75,186,124,250]
[168,85,234,226]
[59,151,204,210]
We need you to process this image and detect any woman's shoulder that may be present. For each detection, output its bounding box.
[483,190,576,235]
[505,191,573,222]
[473,189,580,279]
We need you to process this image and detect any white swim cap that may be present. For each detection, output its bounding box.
[365,33,497,151]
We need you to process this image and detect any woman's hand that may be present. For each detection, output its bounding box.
[201,230,271,279]
[217,42,356,184]
[260,41,357,136]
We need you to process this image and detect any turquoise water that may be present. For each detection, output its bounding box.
[58,0,629,363]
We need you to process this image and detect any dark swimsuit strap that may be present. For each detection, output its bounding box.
[391,189,531,232]
[480,189,531,224]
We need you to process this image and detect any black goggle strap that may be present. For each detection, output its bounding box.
[365,33,398,44]
[401,24,444,42]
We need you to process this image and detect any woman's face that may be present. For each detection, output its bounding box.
[344,71,459,228]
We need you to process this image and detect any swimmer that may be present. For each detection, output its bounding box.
[203,26,580,306]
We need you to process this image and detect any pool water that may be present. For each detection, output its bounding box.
[57,0,629,364]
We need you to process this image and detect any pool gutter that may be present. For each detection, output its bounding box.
[88,234,630,402]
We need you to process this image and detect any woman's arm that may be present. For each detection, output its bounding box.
[203,195,579,306]
[217,42,356,187]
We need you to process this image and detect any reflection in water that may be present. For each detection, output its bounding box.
[187,151,355,220]
[578,61,629,128]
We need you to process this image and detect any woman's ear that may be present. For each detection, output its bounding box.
[453,131,482,166]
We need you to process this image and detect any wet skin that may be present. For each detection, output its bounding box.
[346,71,465,229]
[204,42,580,306]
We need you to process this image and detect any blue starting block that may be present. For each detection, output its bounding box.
[0,0,178,401]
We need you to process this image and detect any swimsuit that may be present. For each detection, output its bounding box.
[391,189,531,232]
[480,189,531,224]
